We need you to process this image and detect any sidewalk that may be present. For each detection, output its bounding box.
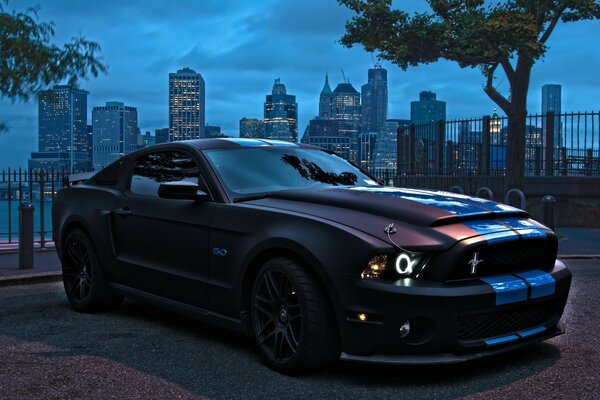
[0,228,598,286]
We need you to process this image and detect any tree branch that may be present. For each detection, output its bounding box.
[499,57,515,87]
[539,7,566,44]
[483,63,511,114]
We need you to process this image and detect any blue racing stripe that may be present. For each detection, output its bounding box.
[462,220,520,244]
[516,269,556,299]
[499,218,547,239]
[481,275,528,305]
[517,326,547,338]
[485,334,519,346]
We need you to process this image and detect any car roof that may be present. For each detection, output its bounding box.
[185,138,320,151]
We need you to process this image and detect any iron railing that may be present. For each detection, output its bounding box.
[396,111,600,177]
[0,168,66,245]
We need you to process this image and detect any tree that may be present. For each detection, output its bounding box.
[0,1,107,131]
[339,0,599,189]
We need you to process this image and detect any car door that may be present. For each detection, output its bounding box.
[110,149,216,307]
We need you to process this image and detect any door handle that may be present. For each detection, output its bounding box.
[115,207,132,217]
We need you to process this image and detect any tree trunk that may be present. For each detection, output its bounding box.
[505,57,533,191]
[505,109,527,190]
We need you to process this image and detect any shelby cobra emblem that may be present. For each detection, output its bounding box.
[469,252,484,275]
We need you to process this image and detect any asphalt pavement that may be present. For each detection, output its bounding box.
[0,259,598,399]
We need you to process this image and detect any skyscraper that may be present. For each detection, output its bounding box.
[92,101,139,171]
[264,79,298,142]
[542,84,562,147]
[239,118,266,139]
[410,91,446,124]
[330,82,361,162]
[29,85,90,172]
[318,74,333,119]
[372,119,411,174]
[169,67,205,141]
[361,64,388,133]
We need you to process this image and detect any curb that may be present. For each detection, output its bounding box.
[0,271,62,287]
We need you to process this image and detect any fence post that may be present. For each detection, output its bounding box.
[560,147,568,176]
[19,202,34,270]
[545,111,555,176]
[586,148,593,176]
[481,115,490,175]
[39,169,46,248]
[7,167,12,243]
[541,195,556,231]
[436,120,445,175]
[409,124,416,175]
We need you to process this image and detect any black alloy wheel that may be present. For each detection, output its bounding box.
[62,229,122,312]
[251,257,338,371]
[63,232,93,303]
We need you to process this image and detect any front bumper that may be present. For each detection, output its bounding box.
[331,260,571,364]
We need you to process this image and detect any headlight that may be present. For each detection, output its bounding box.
[362,252,428,279]
[361,255,388,278]
[395,252,424,276]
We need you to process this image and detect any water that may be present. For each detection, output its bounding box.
[0,199,54,242]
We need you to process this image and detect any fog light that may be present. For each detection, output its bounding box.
[358,313,368,321]
[399,320,411,338]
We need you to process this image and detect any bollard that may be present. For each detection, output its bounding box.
[504,188,526,211]
[542,195,557,231]
[476,187,494,200]
[19,202,34,270]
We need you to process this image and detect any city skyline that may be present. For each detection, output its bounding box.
[1,0,599,168]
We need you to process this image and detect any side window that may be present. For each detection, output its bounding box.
[129,151,200,197]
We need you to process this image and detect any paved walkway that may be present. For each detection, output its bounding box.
[0,229,598,284]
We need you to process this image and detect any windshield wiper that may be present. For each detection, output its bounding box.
[233,193,272,203]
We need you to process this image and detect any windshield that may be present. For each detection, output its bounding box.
[204,147,380,199]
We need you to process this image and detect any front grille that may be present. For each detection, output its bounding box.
[457,296,565,342]
[447,238,557,281]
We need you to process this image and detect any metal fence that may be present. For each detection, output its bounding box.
[0,168,66,245]
[396,111,600,177]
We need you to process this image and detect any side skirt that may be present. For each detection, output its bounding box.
[109,282,243,333]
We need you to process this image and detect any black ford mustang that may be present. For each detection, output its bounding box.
[52,138,571,371]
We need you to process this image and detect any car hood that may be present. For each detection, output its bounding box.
[246,186,542,251]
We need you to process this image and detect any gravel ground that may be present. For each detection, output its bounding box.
[0,259,598,400]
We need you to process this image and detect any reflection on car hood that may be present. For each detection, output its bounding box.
[268,186,526,226]
[246,186,539,251]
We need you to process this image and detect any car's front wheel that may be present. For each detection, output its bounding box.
[61,228,122,312]
[251,257,338,371]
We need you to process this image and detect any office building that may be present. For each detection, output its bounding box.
[319,74,333,119]
[264,79,298,142]
[372,119,411,174]
[155,128,169,144]
[142,131,155,147]
[169,67,205,141]
[240,118,266,139]
[410,91,446,125]
[29,85,90,172]
[361,64,388,133]
[205,125,222,138]
[542,84,562,147]
[92,101,139,171]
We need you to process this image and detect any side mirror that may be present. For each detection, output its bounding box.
[158,181,209,201]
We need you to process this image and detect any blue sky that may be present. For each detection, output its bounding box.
[1,0,599,168]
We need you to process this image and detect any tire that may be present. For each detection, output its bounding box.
[61,228,123,312]
[250,257,338,372]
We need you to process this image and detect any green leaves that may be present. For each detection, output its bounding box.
[0,1,108,102]
[338,0,598,73]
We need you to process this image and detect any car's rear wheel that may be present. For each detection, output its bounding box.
[62,228,122,312]
[251,257,338,371]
